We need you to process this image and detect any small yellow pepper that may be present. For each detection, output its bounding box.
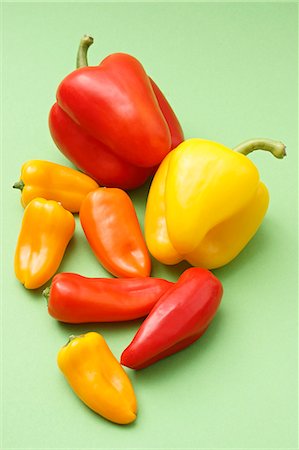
[145,138,286,269]
[14,198,75,289]
[13,160,99,212]
[57,332,137,425]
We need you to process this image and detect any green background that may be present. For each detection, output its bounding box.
[1,2,298,449]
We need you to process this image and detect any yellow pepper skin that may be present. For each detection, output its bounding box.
[145,138,286,269]
[57,332,137,425]
[14,198,75,289]
[13,160,99,212]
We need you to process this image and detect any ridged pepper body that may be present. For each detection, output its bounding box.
[121,268,223,369]
[145,138,275,269]
[57,332,137,424]
[80,188,151,278]
[14,198,75,289]
[14,160,99,212]
[49,37,183,190]
[46,273,173,323]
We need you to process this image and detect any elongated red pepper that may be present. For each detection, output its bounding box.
[121,268,223,369]
[49,36,184,190]
[44,273,173,323]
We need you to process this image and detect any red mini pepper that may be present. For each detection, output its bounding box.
[121,268,223,369]
[49,35,184,190]
[80,188,151,278]
[45,273,173,323]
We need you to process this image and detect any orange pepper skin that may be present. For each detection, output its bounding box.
[13,160,99,213]
[79,188,151,278]
[57,332,137,424]
[14,198,75,289]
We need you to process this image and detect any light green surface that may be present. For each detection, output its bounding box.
[1,2,298,449]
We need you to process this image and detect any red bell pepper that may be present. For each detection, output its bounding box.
[49,35,184,190]
[44,273,173,323]
[121,268,223,369]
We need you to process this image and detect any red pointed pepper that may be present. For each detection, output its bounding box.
[49,35,184,190]
[121,268,223,369]
[45,273,173,323]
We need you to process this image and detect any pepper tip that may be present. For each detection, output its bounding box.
[82,34,94,45]
[279,143,287,158]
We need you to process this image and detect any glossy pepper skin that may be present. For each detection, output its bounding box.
[14,198,75,289]
[13,160,99,212]
[49,36,184,190]
[57,332,137,424]
[121,267,223,370]
[145,138,286,269]
[45,273,173,323]
[80,188,151,278]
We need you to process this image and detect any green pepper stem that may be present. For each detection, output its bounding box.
[234,138,286,159]
[42,286,50,304]
[64,335,81,347]
[13,180,24,190]
[76,35,94,69]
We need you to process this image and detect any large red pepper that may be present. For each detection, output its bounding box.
[49,36,184,190]
[121,268,223,369]
[44,273,173,323]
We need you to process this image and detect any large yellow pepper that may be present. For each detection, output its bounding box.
[14,198,75,289]
[13,160,99,212]
[145,138,286,269]
[57,332,137,424]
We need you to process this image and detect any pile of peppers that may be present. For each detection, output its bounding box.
[13,35,286,425]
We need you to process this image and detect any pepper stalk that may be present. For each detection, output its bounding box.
[76,35,94,69]
[234,138,286,159]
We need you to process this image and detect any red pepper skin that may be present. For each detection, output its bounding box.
[47,273,174,323]
[49,52,183,189]
[49,103,154,190]
[121,268,223,370]
[147,78,184,150]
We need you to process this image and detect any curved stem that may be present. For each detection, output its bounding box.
[76,35,94,69]
[234,138,286,159]
[13,180,24,190]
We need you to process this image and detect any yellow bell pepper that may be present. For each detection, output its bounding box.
[13,160,99,212]
[57,332,137,425]
[145,138,286,269]
[14,198,75,289]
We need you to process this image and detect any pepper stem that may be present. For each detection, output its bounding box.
[234,138,286,159]
[42,286,50,304]
[76,35,94,69]
[13,180,24,190]
[64,335,79,347]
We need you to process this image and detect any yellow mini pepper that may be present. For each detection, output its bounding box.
[145,138,286,269]
[57,332,137,425]
[13,160,99,212]
[14,198,75,289]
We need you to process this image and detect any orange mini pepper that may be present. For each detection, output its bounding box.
[57,332,137,424]
[80,188,151,278]
[14,198,75,289]
[13,160,99,213]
